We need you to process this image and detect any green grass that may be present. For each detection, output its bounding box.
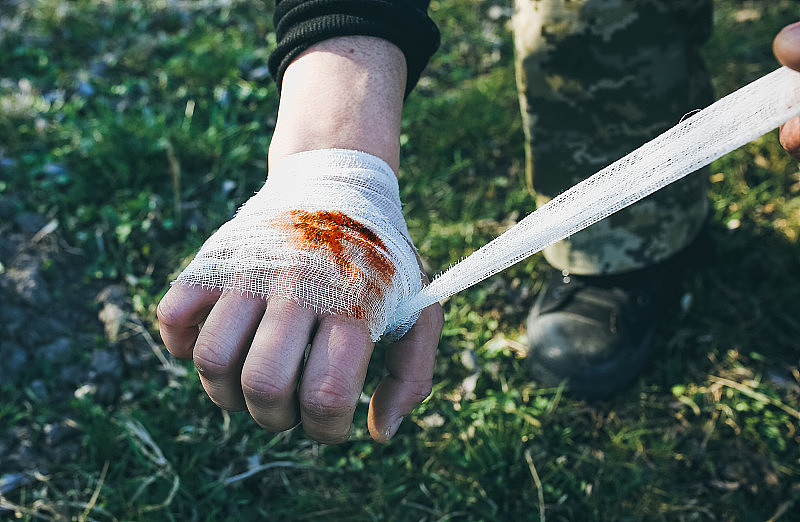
[1,0,799,520]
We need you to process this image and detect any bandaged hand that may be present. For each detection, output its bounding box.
[775,21,800,160]
[175,149,423,341]
[158,36,443,444]
[158,149,443,443]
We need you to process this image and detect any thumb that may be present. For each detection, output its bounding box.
[774,21,800,71]
[368,302,443,442]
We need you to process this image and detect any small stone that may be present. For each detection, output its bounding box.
[25,319,69,349]
[5,263,50,306]
[74,383,96,399]
[98,302,127,342]
[60,364,84,384]
[7,445,39,470]
[0,473,31,495]
[0,237,12,264]
[94,378,118,405]
[90,349,123,379]
[15,212,47,234]
[44,420,82,446]
[0,196,15,221]
[0,342,28,375]
[96,285,126,307]
[38,317,68,339]
[30,380,48,400]
[96,286,129,343]
[0,306,26,335]
[122,343,150,367]
[42,337,72,364]
[50,440,81,464]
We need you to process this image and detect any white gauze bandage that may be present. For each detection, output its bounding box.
[390,66,800,327]
[174,149,422,341]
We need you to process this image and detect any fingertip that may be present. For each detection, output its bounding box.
[774,21,800,70]
[368,406,403,444]
[367,373,431,443]
[157,284,221,359]
[367,389,389,443]
[780,117,800,161]
[368,389,404,443]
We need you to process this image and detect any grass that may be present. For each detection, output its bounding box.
[1,0,799,520]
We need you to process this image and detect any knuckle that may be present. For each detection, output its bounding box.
[241,362,300,432]
[192,353,227,380]
[300,385,357,422]
[192,334,234,379]
[241,367,294,408]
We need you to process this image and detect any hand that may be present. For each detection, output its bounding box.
[157,275,443,444]
[158,36,445,443]
[774,21,800,160]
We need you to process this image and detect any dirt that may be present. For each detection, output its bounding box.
[0,193,163,497]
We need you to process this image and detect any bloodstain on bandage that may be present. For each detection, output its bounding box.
[277,210,396,316]
[348,305,367,320]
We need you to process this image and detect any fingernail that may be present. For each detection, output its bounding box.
[385,416,404,441]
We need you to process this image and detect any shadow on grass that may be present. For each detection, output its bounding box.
[654,221,800,388]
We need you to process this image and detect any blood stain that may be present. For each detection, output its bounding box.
[348,305,367,320]
[277,210,396,307]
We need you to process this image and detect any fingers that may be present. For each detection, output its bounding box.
[157,284,222,359]
[775,22,800,162]
[158,278,441,444]
[776,21,800,161]
[368,302,444,443]
[158,284,387,443]
[299,315,375,444]
[192,291,267,411]
[774,21,800,71]
[241,298,317,432]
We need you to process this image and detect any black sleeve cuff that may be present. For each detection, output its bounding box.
[268,0,440,98]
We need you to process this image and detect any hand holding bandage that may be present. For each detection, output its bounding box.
[775,21,800,160]
[157,149,443,443]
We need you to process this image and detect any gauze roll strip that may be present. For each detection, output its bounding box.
[174,149,422,341]
[389,66,800,330]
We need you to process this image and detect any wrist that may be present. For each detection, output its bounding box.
[268,36,407,173]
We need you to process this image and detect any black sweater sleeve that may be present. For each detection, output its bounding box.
[268,0,440,98]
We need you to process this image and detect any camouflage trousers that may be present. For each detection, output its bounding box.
[513,0,714,274]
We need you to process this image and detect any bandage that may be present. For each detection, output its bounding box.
[173,149,422,341]
[390,66,800,328]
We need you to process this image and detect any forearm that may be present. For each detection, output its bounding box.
[268,36,407,173]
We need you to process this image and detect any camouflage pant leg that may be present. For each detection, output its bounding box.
[512,0,715,275]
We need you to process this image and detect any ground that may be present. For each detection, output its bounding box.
[1,0,799,520]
